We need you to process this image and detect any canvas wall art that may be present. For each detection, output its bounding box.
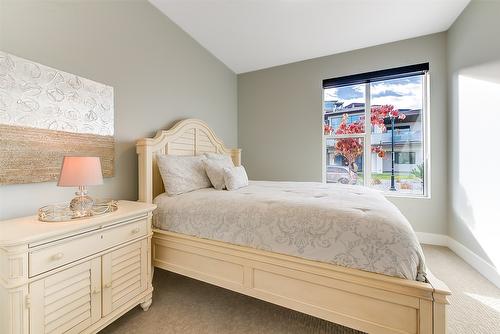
[0,51,115,184]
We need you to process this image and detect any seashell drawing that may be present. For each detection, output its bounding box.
[20,82,42,96]
[44,70,57,83]
[38,118,56,129]
[85,109,98,122]
[16,98,39,113]
[100,110,112,123]
[68,75,82,90]
[19,61,41,79]
[66,91,81,104]
[84,96,97,110]
[46,87,65,102]
[60,121,77,132]
[99,87,112,99]
[65,109,79,121]
[47,120,59,131]
[0,53,15,74]
[85,84,97,94]
[52,72,65,85]
[100,101,110,112]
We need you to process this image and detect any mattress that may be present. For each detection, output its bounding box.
[153,181,426,281]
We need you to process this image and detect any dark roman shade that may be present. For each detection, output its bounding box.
[323,63,429,89]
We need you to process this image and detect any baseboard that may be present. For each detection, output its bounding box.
[416,232,500,288]
[447,237,500,288]
[415,232,449,247]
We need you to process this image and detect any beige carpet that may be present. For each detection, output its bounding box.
[422,245,500,334]
[100,245,500,334]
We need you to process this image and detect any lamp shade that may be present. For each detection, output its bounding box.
[58,156,103,187]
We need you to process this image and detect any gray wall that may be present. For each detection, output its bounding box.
[3,0,496,263]
[0,0,237,220]
[448,0,500,263]
[238,33,449,234]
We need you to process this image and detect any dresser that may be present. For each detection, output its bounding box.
[0,200,157,334]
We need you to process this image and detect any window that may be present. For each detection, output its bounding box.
[395,152,416,165]
[323,63,429,196]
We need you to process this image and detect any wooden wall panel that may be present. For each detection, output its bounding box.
[0,124,114,184]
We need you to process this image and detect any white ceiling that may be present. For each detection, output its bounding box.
[150,0,471,74]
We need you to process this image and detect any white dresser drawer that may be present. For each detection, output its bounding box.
[29,218,148,277]
[101,218,148,250]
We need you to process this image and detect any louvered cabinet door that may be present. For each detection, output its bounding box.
[102,239,148,316]
[29,258,101,334]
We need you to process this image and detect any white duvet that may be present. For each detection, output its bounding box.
[153,181,426,281]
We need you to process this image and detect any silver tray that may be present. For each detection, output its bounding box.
[38,199,118,222]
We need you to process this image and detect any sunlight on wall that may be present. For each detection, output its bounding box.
[458,73,500,270]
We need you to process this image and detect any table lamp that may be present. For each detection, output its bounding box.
[58,156,103,218]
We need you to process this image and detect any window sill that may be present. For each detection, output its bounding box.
[383,192,430,200]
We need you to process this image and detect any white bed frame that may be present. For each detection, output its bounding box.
[136,118,450,334]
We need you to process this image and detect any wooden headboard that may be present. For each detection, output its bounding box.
[136,119,241,203]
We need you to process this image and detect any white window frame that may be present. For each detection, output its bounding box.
[322,73,430,199]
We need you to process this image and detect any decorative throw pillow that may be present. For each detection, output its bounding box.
[156,155,211,196]
[203,158,234,190]
[223,165,249,191]
[204,152,234,165]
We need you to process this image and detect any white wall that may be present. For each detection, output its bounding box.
[448,0,500,266]
[238,33,449,234]
[0,0,237,219]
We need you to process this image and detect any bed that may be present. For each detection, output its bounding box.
[136,118,450,334]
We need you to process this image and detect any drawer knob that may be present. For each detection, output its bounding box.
[51,253,64,261]
[104,282,112,289]
[131,227,140,234]
[92,288,101,295]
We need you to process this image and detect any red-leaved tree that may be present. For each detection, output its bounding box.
[324,105,406,170]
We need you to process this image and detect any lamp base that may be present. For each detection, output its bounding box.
[69,186,95,218]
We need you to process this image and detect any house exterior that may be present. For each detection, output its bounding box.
[324,101,423,174]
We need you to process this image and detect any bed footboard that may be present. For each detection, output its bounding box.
[152,230,450,334]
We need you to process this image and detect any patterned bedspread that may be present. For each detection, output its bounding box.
[153,181,426,281]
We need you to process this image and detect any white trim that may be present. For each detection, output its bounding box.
[416,232,500,288]
[447,238,500,289]
[416,232,448,247]
[422,72,431,199]
[321,89,327,184]
[324,133,365,139]
[364,83,372,188]
[384,192,431,199]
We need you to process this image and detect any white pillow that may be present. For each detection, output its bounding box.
[203,158,234,190]
[157,155,211,196]
[223,166,249,191]
[204,152,234,165]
